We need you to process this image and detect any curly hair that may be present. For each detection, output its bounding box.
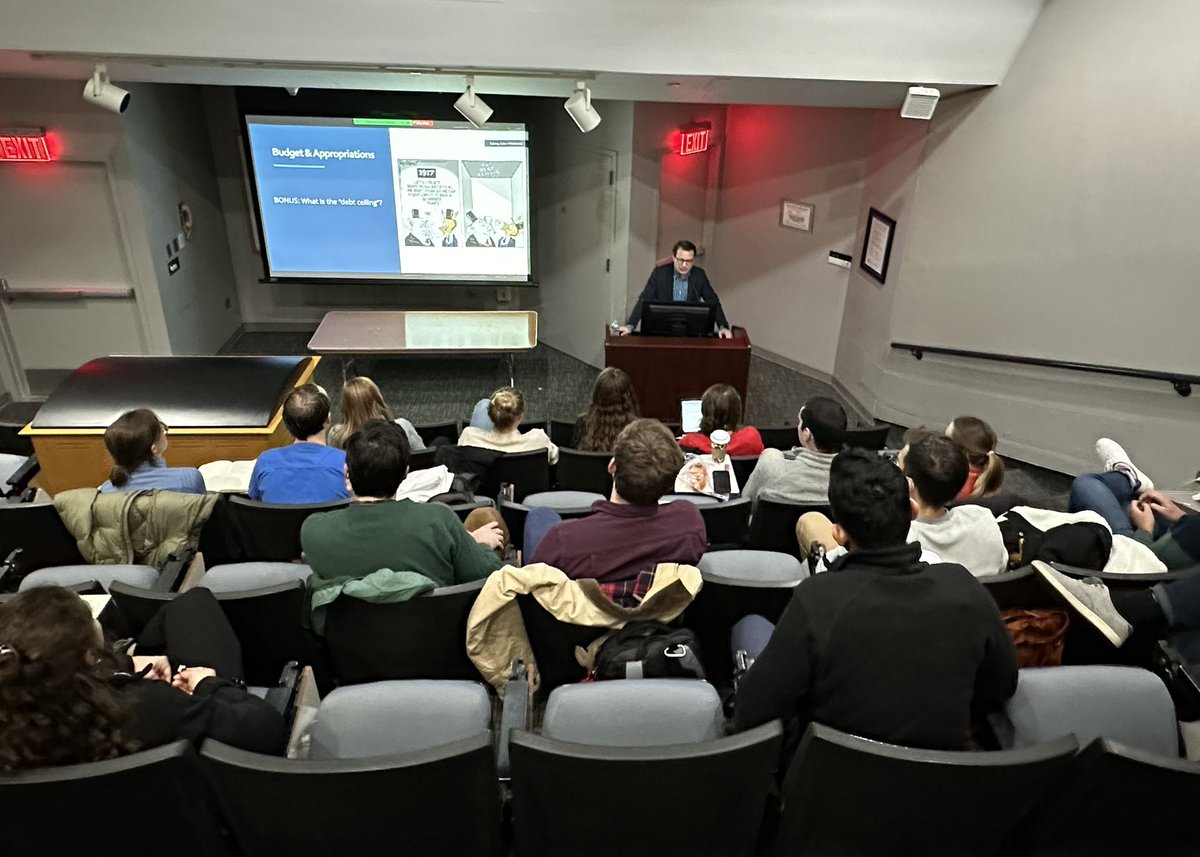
[0,587,136,773]
[578,368,641,452]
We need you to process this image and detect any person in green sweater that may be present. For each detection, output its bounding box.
[301,420,505,598]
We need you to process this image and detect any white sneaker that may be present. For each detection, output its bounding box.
[1095,438,1154,494]
[1032,560,1131,647]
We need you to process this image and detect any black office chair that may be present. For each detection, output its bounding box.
[729,454,758,490]
[516,594,610,699]
[549,418,579,448]
[1010,737,1200,856]
[683,550,806,687]
[0,740,230,857]
[0,501,86,590]
[408,447,438,472]
[498,496,599,553]
[661,421,682,436]
[746,497,832,559]
[324,579,487,685]
[200,733,503,857]
[217,496,350,563]
[414,420,460,446]
[766,723,1078,857]
[556,447,614,494]
[841,423,891,451]
[758,425,798,451]
[109,579,317,688]
[479,449,551,502]
[688,496,751,550]
[510,722,783,857]
[518,418,548,435]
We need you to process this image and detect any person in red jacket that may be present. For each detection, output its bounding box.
[678,383,764,456]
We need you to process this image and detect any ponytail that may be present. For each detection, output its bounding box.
[972,449,1005,498]
[109,464,131,488]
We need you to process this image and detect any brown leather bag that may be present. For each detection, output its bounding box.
[1002,608,1069,668]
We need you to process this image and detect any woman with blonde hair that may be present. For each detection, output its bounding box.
[328,376,425,452]
[946,416,1005,500]
[576,367,640,452]
[457,386,558,463]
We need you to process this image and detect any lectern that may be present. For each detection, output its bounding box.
[22,356,318,495]
[604,326,751,421]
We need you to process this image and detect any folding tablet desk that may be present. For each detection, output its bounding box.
[21,355,318,495]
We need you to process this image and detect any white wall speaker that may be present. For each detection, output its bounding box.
[900,86,940,121]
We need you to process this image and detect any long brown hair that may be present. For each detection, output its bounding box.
[104,409,164,488]
[947,416,1005,497]
[0,587,135,773]
[579,367,640,452]
[333,377,392,448]
[698,384,742,435]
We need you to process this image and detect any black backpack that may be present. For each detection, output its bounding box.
[592,621,705,681]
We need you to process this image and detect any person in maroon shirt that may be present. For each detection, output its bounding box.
[529,418,707,583]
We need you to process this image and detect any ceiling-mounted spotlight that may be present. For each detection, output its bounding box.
[454,76,493,128]
[81,64,130,114]
[284,86,301,97]
[564,80,601,133]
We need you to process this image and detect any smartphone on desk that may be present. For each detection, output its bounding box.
[711,470,731,496]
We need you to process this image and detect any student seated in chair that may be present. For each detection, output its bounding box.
[527,418,706,591]
[734,449,1017,755]
[0,586,285,772]
[798,431,1007,577]
[99,409,205,495]
[248,384,349,505]
[741,397,847,509]
[457,386,558,464]
[301,420,505,605]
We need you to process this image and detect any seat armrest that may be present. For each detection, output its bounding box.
[496,658,530,779]
[4,455,39,497]
[154,546,198,592]
[263,660,301,717]
[0,548,20,591]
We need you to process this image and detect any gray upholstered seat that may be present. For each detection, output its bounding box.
[542,679,724,747]
[662,493,721,506]
[523,490,605,510]
[19,563,158,592]
[1001,665,1179,757]
[306,680,491,760]
[202,562,312,593]
[698,549,806,585]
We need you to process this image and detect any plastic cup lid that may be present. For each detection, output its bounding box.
[710,429,731,445]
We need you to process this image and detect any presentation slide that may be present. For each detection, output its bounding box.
[245,116,531,283]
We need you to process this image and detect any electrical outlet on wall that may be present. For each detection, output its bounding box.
[495,286,512,304]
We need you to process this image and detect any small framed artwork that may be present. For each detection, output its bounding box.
[779,199,815,233]
[860,207,896,284]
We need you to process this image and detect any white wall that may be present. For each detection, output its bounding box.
[3,1,1043,88]
[124,84,242,353]
[712,105,875,377]
[835,0,1200,479]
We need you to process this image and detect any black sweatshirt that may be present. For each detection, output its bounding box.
[734,542,1017,750]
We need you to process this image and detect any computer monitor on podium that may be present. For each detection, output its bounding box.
[640,301,718,337]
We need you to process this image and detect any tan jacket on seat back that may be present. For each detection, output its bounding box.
[54,488,217,568]
[465,562,703,693]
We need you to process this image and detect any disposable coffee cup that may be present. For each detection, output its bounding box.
[710,429,731,463]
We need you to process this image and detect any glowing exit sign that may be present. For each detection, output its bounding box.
[678,124,711,156]
[0,130,51,163]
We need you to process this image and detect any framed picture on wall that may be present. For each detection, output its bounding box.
[780,199,815,232]
[860,207,896,284]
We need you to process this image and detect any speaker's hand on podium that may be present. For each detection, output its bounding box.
[717,327,732,339]
[617,325,631,336]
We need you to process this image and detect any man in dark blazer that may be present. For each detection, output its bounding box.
[619,239,732,338]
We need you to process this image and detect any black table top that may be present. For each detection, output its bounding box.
[31,356,313,430]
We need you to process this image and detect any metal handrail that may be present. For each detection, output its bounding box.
[891,341,1196,397]
[0,279,133,301]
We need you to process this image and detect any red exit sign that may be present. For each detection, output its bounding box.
[0,131,52,162]
[679,124,711,156]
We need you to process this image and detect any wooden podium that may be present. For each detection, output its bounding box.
[22,356,319,495]
[604,326,752,421]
